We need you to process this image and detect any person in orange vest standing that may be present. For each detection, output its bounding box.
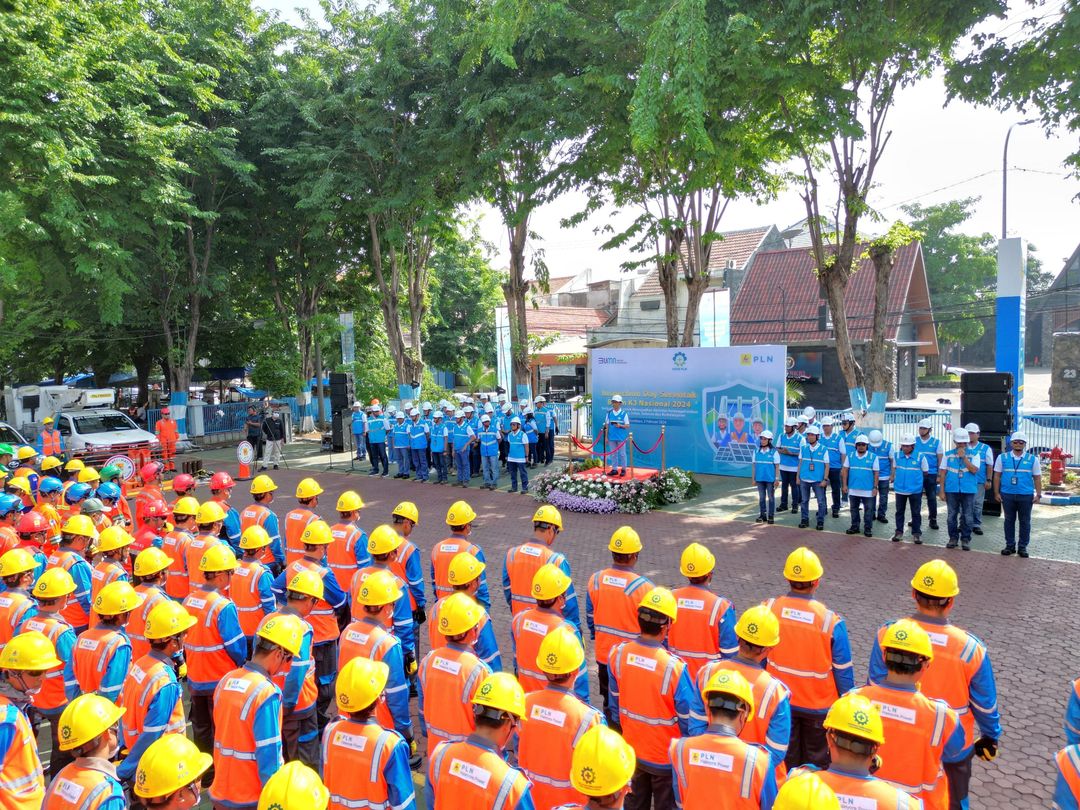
[42,693,127,809]
[155,407,180,472]
[351,524,416,670]
[1068,676,1080,746]
[35,417,65,457]
[183,500,226,591]
[0,631,61,807]
[131,733,213,809]
[126,547,173,663]
[182,543,248,765]
[426,672,533,810]
[284,477,323,565]
[208,471,242,552]
[417,592,492,757]
[209,613,304,810]
[1056,744,1080,810]
[0,496,21,557]
[608,587,706,809]
[48,515,97,634]
[667,542,738,682]
[429,552,501,670]
[766,547,854,771]
[852,620,963,809]
[511,563,587,698]
[328,490,370,592]
[89,526,134,627]
[698,605,791,774]
[503,504,579,628]
[867,560,1001,810]
[323,656,417,810]
[162,495,199,600]
[134,461,166,531]
[168,471,197,501]
[517,626,604,809]
[0,549,39,652]
[587,526,654,716]
[74,580,144,703]
[431,500,491,608]
[389,501,426,630]
[670,668,778,809]
[118,600,195,785]
[235,525,277,650]
[241,474,286,573]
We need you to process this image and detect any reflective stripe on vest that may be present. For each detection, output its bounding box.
[431,539,482,600]
[668,586,727,681]
[210,669,278,807]
[284,508,319,566]
[505,543,562,616]
[766,596,840,711]
[72,628,125,693]
[588,569,651,665]
[233,559,271,637]
[418,646,487,757]
[322,719,398,810]
[120,655,185,749]
[518,688,601,809]
[163,529,194,599]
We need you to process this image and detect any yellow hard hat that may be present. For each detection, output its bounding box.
[295,477,324,499]
[93,580,145,615]
[33,568,76,600]
[446,500,477,526]
[249,474,278,495]
[448,552,485,586]
[824,693,885,745]
[196,500,227,525]
[881,618,934,660]
[258,762,329,810]
[6,478,29,495]
[910,559,959,598]
[532,504,563,530]
[531,563,571,601]
[703,668,756,716]
[355,569,403,607]
[736,604,781,647]
[62,514,99,539]
[172,496,200,517]
[77,467,101,484]
[784,547,824,582]
[437,591,482,636]
[15,446,37,461]
[240,525,273,550]
[336,656,389,713]
[256,612,305,657]
[570,725,637,797]
[0,630,63,671]
[367,524,403,555]
[472,671,526,718]
[96,525,135,553]
[336,490,365,512]
[134,733,213,800]
[199,543,237,573]
[144,601,198,640]
[133,547,173,578]
[391,501,419,524]
[40,456,63,472]
[57,694,126,751]
[608,526,641,554]
[300,519,333,546]
[64,459,86,472]
[0,548,37,578]
[773,771,841,810]
[537,624,584,674]
[639,586,677,621]
[286,569,325,601]
[680,542,715,577]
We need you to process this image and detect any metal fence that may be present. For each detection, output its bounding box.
[785,408,954,447]
[147,401,294,444]
[1018,414,1080,460]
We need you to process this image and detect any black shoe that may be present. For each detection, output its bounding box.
[961,542,971,551]
[767,517,775,524]
[876,516,889,524]
[972,527,983,536]
[260,466,268,471]
[845,527,860,535]
[1001,547,1015,556]
[778,504,788,512]
[832,511,841,519]
[913,535,923,545]
[892,533,903,543]
[798,520,809,528]
[946,540,958,549]
[369,470,379,476]
[521,488,529,494]
[273,464,280,470]
[816,523,824,531]
[864,530,873,537]
[509,488,518,493]
[790,507,799,514]
[929,520,939,530]
[608,469,618,476]
[756,516,767,523]
[409,753,423,771]
[1018,549,1030,558]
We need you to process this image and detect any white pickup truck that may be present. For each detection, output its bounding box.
[52,408,159,458]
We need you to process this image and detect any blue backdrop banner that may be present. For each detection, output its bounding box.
[590,346,787,477]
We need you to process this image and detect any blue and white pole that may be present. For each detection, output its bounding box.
[169,391,189,440]
[995,237,1027,428]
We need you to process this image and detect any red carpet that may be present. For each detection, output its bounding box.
[572,466,660,483]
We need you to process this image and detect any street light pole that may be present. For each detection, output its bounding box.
[1002,119,1036,239]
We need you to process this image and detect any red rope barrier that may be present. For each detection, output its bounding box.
[571,435,628,458]
[631,434,664,454]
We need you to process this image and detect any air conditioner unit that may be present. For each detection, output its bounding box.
[725,259,738,270]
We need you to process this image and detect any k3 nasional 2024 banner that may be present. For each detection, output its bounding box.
[590,346,787,477]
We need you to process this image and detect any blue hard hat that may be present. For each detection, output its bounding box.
[96,482,121,502]
[38,476,63,495]
[65,482,92,504]
[0,495,21,518]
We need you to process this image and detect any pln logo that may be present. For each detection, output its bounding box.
[672,351,688,370]
[741,353,774,366]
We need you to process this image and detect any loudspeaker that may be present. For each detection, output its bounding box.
[979,433,1007,517]
[960,372,1013,393]
[961,391,1014,413]
[959,411,1013,435]
[331,412,345,452]
[329,372,354,413]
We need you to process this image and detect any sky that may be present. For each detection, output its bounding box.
[255,0,1078,281]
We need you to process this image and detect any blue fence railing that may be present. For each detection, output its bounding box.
[785,408,953,446]
[1018,414,1080,461]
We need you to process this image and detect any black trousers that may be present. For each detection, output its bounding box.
[785,710,830,770]
[944,751,974,810]
[826,468,843,514]
[283,709,320,769]
[313,641,338,734]
[190,692,216,784]
[47,714,75,778]
[625,765,675,810]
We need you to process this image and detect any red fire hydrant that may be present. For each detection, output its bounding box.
[1040,446,1073,487]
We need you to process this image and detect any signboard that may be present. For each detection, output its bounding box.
[787,351,823,384]
[698,289,731,347]
[339,312,356,365]
[590,346,787,477]
[237,441,255,465]
[104,455,136,481]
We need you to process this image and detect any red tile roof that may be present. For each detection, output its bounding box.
[527,306,612,335]
[730,242,922,344]
[634,226,773,297]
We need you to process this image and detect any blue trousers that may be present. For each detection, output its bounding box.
[607,440,628,470]
[875,479,891,520]
[508,461,528,491]
[1000,492,1034,551]
[972,484,986,528]
[800,481,826,524]
[369,442,388,474]
[894,491,923,537]
[455,448,470,484]
[353,433,366,460]
[410,448,429,480]
[395,446,411,476]
[756,482,775,518]
[481,455,499,487]
[779,469,801,509]
[825,468,843,514]
[849,494,874,531]
[431,450,448,482]
[923,473,939,521]
[945,491,975,541]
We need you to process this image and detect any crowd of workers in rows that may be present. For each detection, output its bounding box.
[0,443,1070,809]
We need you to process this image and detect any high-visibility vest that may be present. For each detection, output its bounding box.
[1057,746,1080,808]
[134,484,164,531]
[671,732,771,809]
[322,717,406,810]
[504,541,565,617]
[209,666,280,808]
[511,608,581,694]
[48,549,91,630]
[184,533,223,590]
[40,430,63,456]
[162,528,194,599]
[339,618,400,733]
[609,639,690,766]
[431,536,484,601]
[88,560,127,629]
[810,766,922,809]
[35,503,63,545]
[326,522,367,594]
[182,588,240,686]
[258,611,316,714]
[120,651,186,751]
[73,626,127,695]
[766,595,843,711]
[24,614,75,713]
[234,557,272,638]
[668,584,733,681]
[418,644,489,757]
[283,558,338,644]
[388,540,421,611]
[0,696,45,807]
[127,584,168,663]
[240,503,277,566]
[428,738,531,810]
[43,762,123,809]
[0,527,18,557]
[283,507,319,565]
[0,589,36,652]
[518,686,603,810]
[699,658,790,772]
[587,566,653,665]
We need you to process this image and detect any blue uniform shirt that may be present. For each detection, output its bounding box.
[798,442,828,483]
[820,431,845,467]
[943,449,978,494]
[351,411,366,436]
[429,422,448,453]
[606,408,629,442]
[754,448,780,483]
[368,415,388,443]
[870,440,893,479]
[996,451,1038,496]
[915,434,942,474]
[892,450,928,495]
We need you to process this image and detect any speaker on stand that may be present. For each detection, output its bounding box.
[327,372,356,471]
[960,372,1014,518]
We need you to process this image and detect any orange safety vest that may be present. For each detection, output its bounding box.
[418,643,489,757]
[0,589,36,652]
[428,738,531,810]
[233,557,272,638]
[323,717,405,810]
[510,607,582,694]
[48,549,91,630]
[283,507,319,565]
[389,541,421,611]
[259,611,317,714]
[327,521,365,585]
[518,686,603,810]
[0,526,19,557]
[284,558,339,644]
[811,766,923,809]
[671,731,772,809]
[609,639,689,767]
[240,503,277,566]
[162,528,194,599]
[134,484,164,531]
[853,682,958,809]
[73,626,127,695]
[587,566,653,665]
[40,430,63,456]
[119,651,186,750]
[43,760,121,810]
[1057,746,1080,806]
[668,585,733,681]
[182,588,240,686]
[430,536,484,601]
[88,560,127,629]
[504,540,566,617]
[156,418,178,442]
[339,618,400,732]
[24,613,74,712]
[0,695,45,807]
[766,595,844,711]
[184,533,223,591]
[209,666,280,808]
[35,503,63,544]
[127,583,168,663]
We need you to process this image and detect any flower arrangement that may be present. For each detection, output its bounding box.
[531,466,699,513]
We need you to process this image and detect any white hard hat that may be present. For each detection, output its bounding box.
[422,401,432,410]
[511,416,521,425]
[353,401,363,408]
[760,430,774,440]
[519,399,529,408]
[432,411,443,419]
[372,403,382,411]
[964,422,980,434]
[784,417,798,427]
[464,405,474,413]
[806,425,821,435]
[1010,432,1028,443]
[797,414,808,424]
[466,397,475,404]
[396,410,406,419]
[611,394,623,403]
[952,428,969,442]
[484,403,494,413]
[868,429,883,445]
[503,404,513,413]
[900,434,916,445]
[854,434,869,444]
[841,412,855,422]
[803,406,816,419]
[481,414,491,422]
[454,409,465,418]
[523,407,534,415]
[918,418,933,430]
[403,401,414,410]
[534,395,546,403]
[498,393,507,402]
[820,416,834,426]
[409,408,419,417]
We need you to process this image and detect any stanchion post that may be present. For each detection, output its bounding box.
[569,430,575,467]
[628,432,635,478]
[661,425,666,473]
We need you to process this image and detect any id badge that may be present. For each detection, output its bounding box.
[809,462,816,472]
[1011,476,1018,486]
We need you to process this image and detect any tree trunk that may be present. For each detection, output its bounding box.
[657,227,685,347]
[504,216,531,388]
[368,214,413,385]
[866,244,895,401]
[132,354,153,407]
[682,273,710,348]
[821,268,865,399]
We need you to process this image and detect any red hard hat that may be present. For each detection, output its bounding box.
[161,407,170,415]
[140,462,164,482]
[16,511,49,534]
[210,471,236,490]
[144,499,172,518]
[171,473,195,494]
